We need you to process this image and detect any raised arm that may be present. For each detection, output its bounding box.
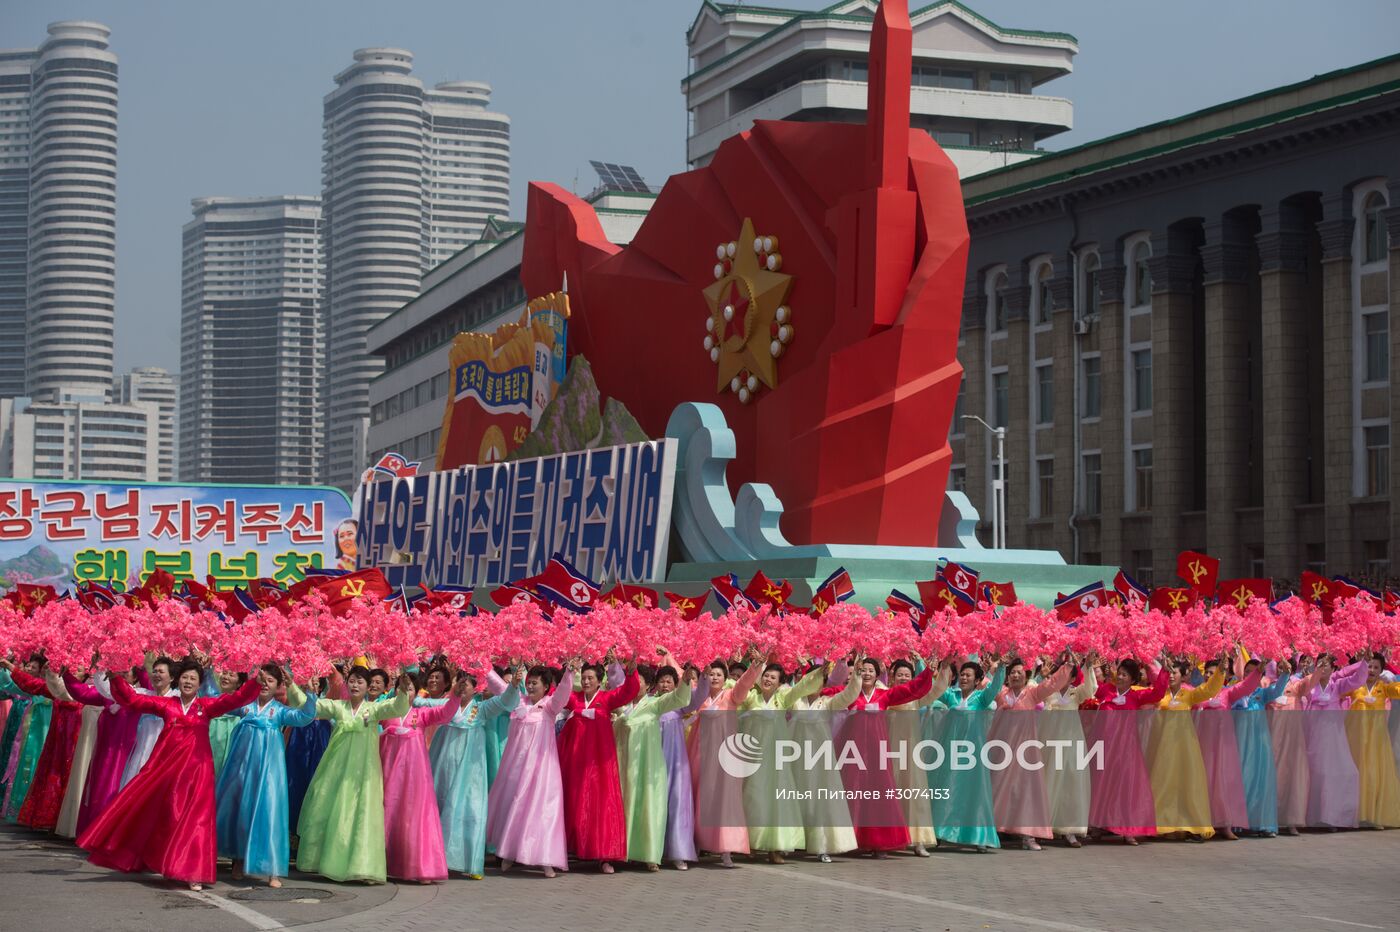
[484,669,508,696]
[1223,666,1265,706]
[480,681,523,719]
[544,668,576,716]
[206,676,261,718]
[781,666,827,709]
[1133,665,1171,708]
[1185,667,1226,707]
[653,681,693,716]
[1333,660,1370,695]
[415,695,462,728]
[730,659,764,707]
[109,674,170,717]
[44,669,73,702]
[8,666,52,699]
[827,668,862,711]
[883,665,935,707]
[64,671,105,706]
[1071,665,1099,705]
[372,682,414,722]
[682,675,711,715]
[971,665,1007,709]
[1028,663,1073,707]
[278,682,318,728]
[601,670,643,712]
[133,665,152,690]
[198,666,220,698]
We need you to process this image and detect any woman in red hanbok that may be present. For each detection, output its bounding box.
[1,660,85,832]
[829,655,940,857]
[558,659,640,873]
[78,660,259,890]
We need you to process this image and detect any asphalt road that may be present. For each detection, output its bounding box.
[1,822,1395,932]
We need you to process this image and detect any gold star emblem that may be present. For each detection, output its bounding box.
[702,218,793,394]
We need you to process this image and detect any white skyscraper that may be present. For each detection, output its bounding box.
[180,196,323,485]
[321,49,510,489]
[113,366,177,481]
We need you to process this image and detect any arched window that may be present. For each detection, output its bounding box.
[989,269,1009,332]
[1034,262,1054,324]
[1364,191,1389,264]
[1080,252,1100,318]
[1130,240,1152,307]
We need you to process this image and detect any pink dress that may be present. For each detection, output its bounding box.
[380,696,461,882]
[687,662,763,855]
[1303,661,1369,827]
[991,665,1070,838]
[486,669,574,871]
[1270,674,1310,827]
[1194,667,1262,829]
[1088,666,1168,836]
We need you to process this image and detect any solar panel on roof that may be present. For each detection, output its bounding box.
[589,160,650,193]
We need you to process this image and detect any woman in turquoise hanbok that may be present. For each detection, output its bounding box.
[926,658,1004,851]
[214,665,317,886]
[428,668,519,878]
[0,661,51,820]
[1230,659,1289,835]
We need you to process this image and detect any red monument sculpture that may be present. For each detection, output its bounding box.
[521,0,968,547]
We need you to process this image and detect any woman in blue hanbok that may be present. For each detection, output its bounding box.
[1230,659,1289,835]
[213,665,317,886]
[428,668,519,878]
[926,658,1004,851]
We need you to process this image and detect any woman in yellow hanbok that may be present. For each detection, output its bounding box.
[1346,656,1400,828]
[1146,662,1224,839]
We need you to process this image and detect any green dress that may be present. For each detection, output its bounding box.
[618,682,692,865]
[926,666,1005,848]
[295,690,411,883]
[738,668,825,853]
[0,669,50,821]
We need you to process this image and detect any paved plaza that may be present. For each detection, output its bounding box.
[2,822,1395,932]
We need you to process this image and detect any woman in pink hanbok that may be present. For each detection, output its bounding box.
[1088,657,1169,845]
[1302,654,1369,828]
[1270,658,1312,834]
[379,689,461,883]
[486,665,575,878]
[990,657,1071,849]
[686,654,763,867]
[1194,657,1262,839]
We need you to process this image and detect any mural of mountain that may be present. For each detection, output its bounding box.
[0,544,68,587]
[508,356,649,461]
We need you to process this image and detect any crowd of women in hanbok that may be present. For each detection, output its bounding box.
[1,638,1398,891]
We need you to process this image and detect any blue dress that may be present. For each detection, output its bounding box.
[1231,673,1289,833]
[926,666,1006,848]
[428,686,520,875]
[214,685,317,878]
[286,718,332,832]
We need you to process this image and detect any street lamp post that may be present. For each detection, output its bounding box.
[962,415,1006,549]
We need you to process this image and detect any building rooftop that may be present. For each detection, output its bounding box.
[963,51,1400,206]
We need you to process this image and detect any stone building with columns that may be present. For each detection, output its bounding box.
[952,53,1400,586]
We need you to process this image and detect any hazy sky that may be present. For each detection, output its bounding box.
[1,0,1396,377]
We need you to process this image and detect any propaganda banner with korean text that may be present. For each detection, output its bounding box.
[357,438,676,589]
[0,479,354,591]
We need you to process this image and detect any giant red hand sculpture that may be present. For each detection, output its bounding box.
[521,0,968,547]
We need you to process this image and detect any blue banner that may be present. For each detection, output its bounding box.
[356,439,677,588]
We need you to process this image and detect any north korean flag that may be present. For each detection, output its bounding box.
[531,554,600,613]
[710,573,757,612]
[940,561,980,603]
[77,582,118,612]
[421,584,476,616]
[1055,581,1108,621]
[886,589,927,630]
[814,567,855,603]
[1113,570,1150,607]
[373,452,421,479]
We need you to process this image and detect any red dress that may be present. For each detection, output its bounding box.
[558,672,641,861]
[79,675,259,884]
[10,668,83,832]
[826,668,935,851]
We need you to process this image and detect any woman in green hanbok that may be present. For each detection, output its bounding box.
[617,648,693,870]
[926,657,1004,851]
[428,668,520,878]
[738,661,827,862]
[0,661,50,820]
[295,666,412,883]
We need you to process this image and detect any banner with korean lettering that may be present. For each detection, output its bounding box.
[0,480,354,591]
[357,438,676,589]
